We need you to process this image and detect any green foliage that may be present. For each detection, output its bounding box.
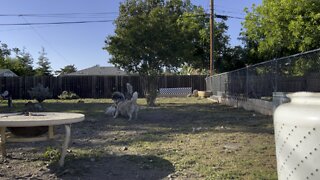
[105,0,197,105]
[58,91,80,100]
[43,146,61,162]
[290,57,320,76]
[105,0,188,75]
[0,42,35,76]
[0,42,10,60]
[105,0,236,74]
[104,0,240,104]
[55,64,77,76]
[28,84,52,103]
[242,0,320,63]
[11,48,35,76]
[179,63,208,75]
[35,47,52,76]
[178,9,239,73]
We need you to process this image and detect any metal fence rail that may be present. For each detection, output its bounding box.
[206,48,320,99]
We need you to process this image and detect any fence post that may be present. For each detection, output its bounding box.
[246,66,249,98]
[274,58,278,93]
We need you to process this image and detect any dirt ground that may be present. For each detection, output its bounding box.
[0,98,277,179]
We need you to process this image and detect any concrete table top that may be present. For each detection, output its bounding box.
[0,112,85,167]
[0,112,85,127]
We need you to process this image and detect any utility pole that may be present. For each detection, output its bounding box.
[209,0,214,76]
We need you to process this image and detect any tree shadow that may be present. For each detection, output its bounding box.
[48,154,174,180]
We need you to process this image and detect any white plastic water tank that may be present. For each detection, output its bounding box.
[274,92,320,180]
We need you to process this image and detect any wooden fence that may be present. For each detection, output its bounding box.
[0,75,206,99]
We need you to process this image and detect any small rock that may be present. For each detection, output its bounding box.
[168,174,177,179]
[122,146,128,151]
[6,165,11,168]
[24,174,32,178]
[67,149,72,153]
[113,138,118,140]
[223,143,240,151]
[39,167,46,171]
[32,174,41,178]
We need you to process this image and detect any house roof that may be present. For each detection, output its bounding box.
[64,66,127,76]
[0,69,18,77]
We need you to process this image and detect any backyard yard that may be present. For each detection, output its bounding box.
[0,97,277,179]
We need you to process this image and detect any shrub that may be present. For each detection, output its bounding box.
[43,146,61,162]
[28,84,52,103]
[58,91,79,100]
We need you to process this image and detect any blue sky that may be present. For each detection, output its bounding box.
[0,0,261,72]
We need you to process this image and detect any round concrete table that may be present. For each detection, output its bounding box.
[0,112,85,167]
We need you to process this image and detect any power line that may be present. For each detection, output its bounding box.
[216,14,245,20]
[215,9,246,16]
[0,12,118,17]
[0,12,244,27]
[20,16,72,65]
[0,19,114,26]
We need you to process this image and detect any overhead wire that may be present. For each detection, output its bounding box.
[0,14,245,27]
[0,19,114,26]
[20,16,73,65]
[0,12,118,17]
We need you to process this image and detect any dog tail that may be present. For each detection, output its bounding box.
[131,91,138,102]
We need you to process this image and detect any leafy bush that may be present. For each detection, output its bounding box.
[28,84,52,103]
[58,91,79,100]
[43,146,60,162]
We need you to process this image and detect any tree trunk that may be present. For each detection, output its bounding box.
[143,75,158,107]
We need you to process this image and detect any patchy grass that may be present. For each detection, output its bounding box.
[0,97,277,179]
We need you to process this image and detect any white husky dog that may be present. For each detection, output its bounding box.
[113,92,139,121]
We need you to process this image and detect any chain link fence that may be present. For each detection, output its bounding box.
[206,48,320,99]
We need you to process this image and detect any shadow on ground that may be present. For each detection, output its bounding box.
[48,154,174,180]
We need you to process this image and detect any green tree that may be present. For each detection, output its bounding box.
[0,42,36,76]
[177,11,233,73]
[35,47,52,76]
[0,42,11,68]
[15,48,35,76]
[105,0,202,106]
[105,0,237,105]
[55,64,77,76]
[242,0,320,62]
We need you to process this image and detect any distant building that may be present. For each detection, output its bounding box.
[64,65,128,76]
[0,69,18,77]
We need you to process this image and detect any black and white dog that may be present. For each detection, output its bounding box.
[105,83,139,120]
[113,91,139,121]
